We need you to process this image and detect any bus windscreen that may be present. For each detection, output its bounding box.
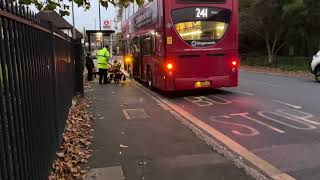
[172,7,231,47]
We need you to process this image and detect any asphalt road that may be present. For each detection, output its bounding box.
[85,79,252,180]
[142,70,320,180]
[86,70,319,180]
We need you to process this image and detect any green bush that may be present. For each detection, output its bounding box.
[241,56,311,71]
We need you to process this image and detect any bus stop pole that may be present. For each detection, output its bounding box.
[72,0,76,39]
[110,34,113,58]
[88,33,91,52]
[98,1,102,31]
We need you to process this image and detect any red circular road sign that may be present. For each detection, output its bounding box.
[104,20,110,26]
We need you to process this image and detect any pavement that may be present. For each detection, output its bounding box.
[84,70,320,180]
[83,79,253,180]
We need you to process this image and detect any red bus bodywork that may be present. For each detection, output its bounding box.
[122,0,238,91]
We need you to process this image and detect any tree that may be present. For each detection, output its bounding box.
[240,0,309,63]
[15,0,147,16]
[284,0,320,56]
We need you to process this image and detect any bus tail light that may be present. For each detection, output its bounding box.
[232,60,237,66]
[230,58,239,68]
[166,63,174,77]
[167,63,173,70]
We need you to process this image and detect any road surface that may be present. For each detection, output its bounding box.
[137,70,319,180]
[86,70,320,180]
[85,77,253,180]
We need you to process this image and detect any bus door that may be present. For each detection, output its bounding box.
[141,35,154,80]
[131,37,142,78]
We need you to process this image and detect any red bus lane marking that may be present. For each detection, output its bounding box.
[209,116,260,136]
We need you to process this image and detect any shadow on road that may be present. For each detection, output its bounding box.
[152,87,236,99]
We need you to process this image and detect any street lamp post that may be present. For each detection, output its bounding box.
[71,0,76,39]
[98,1,102,31]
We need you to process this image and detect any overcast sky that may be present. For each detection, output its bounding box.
[63,1,118,33]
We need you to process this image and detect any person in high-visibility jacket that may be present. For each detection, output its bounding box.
[97,46,110,84]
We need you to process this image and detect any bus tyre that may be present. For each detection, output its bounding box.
[315,67,320,83]
[147,69,153,89]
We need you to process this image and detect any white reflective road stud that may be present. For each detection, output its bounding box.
[202,96,232,105]
[230,113,285,134]
[184,96,214,107]
[210,116,260,136]
[277,109,320,126]
[258,111,316,130]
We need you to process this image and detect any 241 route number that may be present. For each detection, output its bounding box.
[196,8,208,18]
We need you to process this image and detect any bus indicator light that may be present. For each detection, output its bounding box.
[167,37,173,45]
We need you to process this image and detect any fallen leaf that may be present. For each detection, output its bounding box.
[48,83,94,179]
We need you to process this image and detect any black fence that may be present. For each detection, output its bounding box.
[0,1,82,180]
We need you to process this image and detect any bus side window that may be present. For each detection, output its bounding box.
[142,36,152,56]
[152,34,156,54]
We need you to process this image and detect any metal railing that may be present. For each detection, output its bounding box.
[0,1,80,179]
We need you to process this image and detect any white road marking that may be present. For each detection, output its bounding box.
[122,109,131,120]
[184,96,214,107]
[209,116,260,136]
[230,113,285,134]
[202,96,232,105]
[277,109,320,125]
[272,99,302,109]
[235,90,255,96]
[134,82,295,180]
[122,109,150,120]
[258,111,317,130]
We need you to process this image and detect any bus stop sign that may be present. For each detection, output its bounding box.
[103,20,110,28]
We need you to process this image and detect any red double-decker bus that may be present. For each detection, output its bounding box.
[121,0,238,91]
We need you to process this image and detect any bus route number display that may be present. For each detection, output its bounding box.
[196,8,208,18]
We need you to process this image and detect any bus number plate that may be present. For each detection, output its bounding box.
[195,81,211,88]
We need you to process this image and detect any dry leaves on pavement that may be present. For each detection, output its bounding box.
[49,82,94,180]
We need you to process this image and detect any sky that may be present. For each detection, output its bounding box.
[63,1,118,33]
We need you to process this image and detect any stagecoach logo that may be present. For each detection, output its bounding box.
[191,41,216,47]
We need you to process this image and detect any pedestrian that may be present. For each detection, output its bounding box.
[97,45,110,84]
[85,52,94,81]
